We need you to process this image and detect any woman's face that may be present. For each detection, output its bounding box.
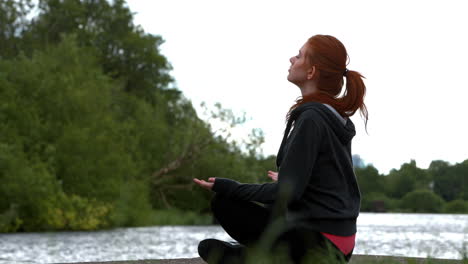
[287,43,310,86]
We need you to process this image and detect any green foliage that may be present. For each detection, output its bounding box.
[111,180,154,227]
[443,199,468,214]
[0,0,33,58]
[1,35,131,198]
[385,160,430,199]
[26,0,173,101]
[0,35,152,231]
[357,159,468,213]
[355,165,384,195]
[361,192,399,212]
[0,143,61,231]
[400,190,445,213]
[0,204,23,233]
[44,192,113,230]
[430,160,468,202]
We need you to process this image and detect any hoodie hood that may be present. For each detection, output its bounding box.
[277,102,356,168]
[292,102,356,145]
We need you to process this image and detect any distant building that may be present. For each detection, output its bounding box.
[352,154,366,168]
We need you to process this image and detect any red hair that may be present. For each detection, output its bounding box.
[287,35,368,128]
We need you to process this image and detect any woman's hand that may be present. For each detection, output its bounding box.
[193,177,215,190]
[267,170,278,182]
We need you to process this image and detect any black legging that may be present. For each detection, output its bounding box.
[211,194,353,263]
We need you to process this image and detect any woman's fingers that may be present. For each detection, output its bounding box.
[193,178,201,184]
[267,171,278,181]
[193,178,207,186]
[193,178,214,190]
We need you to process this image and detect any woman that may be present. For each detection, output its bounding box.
[193,34,367,264]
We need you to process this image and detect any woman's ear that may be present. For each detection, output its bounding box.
[307,65,317,80]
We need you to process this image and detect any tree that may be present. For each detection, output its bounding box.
[0,35,156,230]
[360,192,399,212]
[22,0,174,102]
[443,199,468,214]
[385,160,430,199]
[400,190,445,213]
[149,102,268,211]
[0,0,33,58]
[430,159,468,202]
[355,165,384,196]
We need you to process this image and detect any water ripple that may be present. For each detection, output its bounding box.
[0,213,467,264]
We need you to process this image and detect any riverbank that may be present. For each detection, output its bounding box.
[53,255,464,264]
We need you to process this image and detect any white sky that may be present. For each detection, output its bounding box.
[127,0,468,174]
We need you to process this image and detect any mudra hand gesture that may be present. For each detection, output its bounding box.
[193,177,215,190]
[267,170,278,182]
[193,171,278,191]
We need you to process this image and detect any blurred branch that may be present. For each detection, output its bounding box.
[151,102,245,182]
[151,137,212,184]
[159,190,172,209]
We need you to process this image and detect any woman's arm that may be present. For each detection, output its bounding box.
[193,115,321,205]
[211,178,277,203]
[193,170,279,203]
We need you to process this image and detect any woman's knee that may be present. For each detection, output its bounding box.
[210,194,250,222]
[210,194,238,226]
[210,194,270,223]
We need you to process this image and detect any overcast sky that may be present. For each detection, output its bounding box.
[126,0,468,174]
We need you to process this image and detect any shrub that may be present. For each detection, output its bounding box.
[400,190,445,213]
[361,192,399,212]
[45,193,113,231]
[443,199,468,214]
[0,204,23,233]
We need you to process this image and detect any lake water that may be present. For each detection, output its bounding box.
[0,213,467,264]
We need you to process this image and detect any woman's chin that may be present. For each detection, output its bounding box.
[286,76,297,85]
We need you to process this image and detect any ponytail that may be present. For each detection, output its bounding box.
[341,70,368,129]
